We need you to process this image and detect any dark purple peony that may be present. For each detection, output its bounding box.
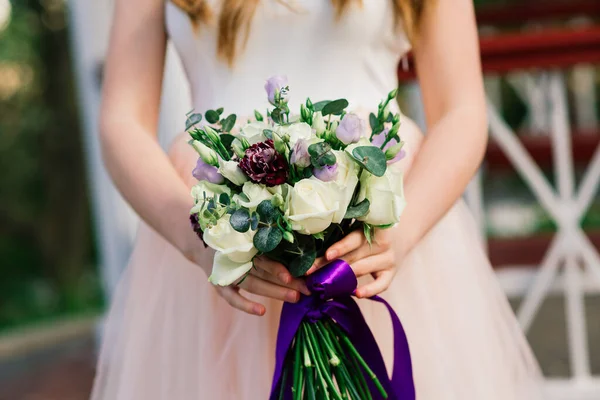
[190,214,208,248]
[239,140,289,186]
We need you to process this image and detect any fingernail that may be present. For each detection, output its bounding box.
[253,305,265,315]
[286,291,300,303]
[278,272,291,284]
[300,284,311,296]
[327,250,337,260]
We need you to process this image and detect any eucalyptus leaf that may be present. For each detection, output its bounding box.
[288,235,316,277]
[312,100,331,112]
[230,208,251,233]
[221,114,237,132]
[219,133,236,150]
[250,212,259,230]
[257,200,280,224]
[344,198,370,219]
[185,113,203,130]
[205,110,220,124]
[219,193,230,206]
[351,146,387,177]
[321,99,349,116]
[263,129,274,140]
[216,107,224,115]
[271,108,283,124]
[308,142,336,168]
[254,226,283,253]
[369,113,378,130]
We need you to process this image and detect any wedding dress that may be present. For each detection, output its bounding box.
[91,1,543,399]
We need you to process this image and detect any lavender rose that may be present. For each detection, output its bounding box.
[264,75,289,106]
[239,140,289,186]
[290,139,311,168]
[336,113,366,144]
[192,157,225,184]
[313,164,338,182]
[371,128,406,164]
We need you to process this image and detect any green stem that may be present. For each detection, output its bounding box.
[279,360,289,400]
[340,334,388,399]
[302,323,341,400]
[325,322,371,400]
[293,334,303,400]
[305,362,316,400]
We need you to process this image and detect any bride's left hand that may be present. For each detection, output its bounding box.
[308,227,400,298]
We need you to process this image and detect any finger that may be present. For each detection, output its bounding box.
[306,256,328,275]
[356,269,395,298]
[217,286,265,316]
[350,251,395,277]
[239,275,301,303]
[254,256,294,285]
[251,267,310,296]
[325,230,366,261]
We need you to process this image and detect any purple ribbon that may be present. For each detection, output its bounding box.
[269,259,415,400]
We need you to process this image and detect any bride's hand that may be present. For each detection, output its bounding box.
[309,227,400,298]
[189,244,310,316]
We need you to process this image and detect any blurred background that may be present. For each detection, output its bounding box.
[0,0,599,399]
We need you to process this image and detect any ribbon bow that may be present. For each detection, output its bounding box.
[270,259,415,400]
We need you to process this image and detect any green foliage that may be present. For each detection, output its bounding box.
[344,199,370,219]
[321,99,349,116]
[254,226,283,253]
[351,146,387,177]
[308,142,336,168]
[205,109,220,124]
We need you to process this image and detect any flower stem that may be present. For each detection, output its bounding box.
[340,334,388,398]
[302,323,342,400]
[293,334,304,400]
[279,360,289,400]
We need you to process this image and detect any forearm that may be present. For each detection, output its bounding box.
[395,105,487,257]
[100,117,197,254]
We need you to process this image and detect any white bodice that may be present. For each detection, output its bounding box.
[165,0,410,117]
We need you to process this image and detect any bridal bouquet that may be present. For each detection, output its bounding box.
[188,77,414,400]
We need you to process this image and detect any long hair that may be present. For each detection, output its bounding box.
[171,0,428,66]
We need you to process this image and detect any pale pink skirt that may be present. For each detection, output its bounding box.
[91,118,543,399]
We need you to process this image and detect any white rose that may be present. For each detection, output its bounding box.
[218,157,248,186]
[209,252,254,287]
[276,122,312,147]
[235,182,274,209]
[288,178,341,234]
[357,168,406,226]
[238,121,270,145]
[204,215,258,286]
[190,181,232,214]
[329,150,359,223]
[312,112,326,135]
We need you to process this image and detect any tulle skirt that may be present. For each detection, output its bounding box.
[91,119,543,400]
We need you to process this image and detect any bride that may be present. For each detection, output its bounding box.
[91,0,543,399]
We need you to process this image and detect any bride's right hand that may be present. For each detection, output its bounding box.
[187,243,310,316]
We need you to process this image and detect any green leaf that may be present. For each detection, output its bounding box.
[230,208,250,233]
[363,223,373,245]
[216,107,224,115]
[250,212,259,230]
[189,130,202,141]
[254,226,283,253]
[219,193,230,206]
[288,235,316,277]
[254,110,264,122]
[308,142,336,168]
[263,129,274,140]
[369,113,378,131]
[271,108,284,124]
[219,133,236,150]
[257,200,281,224]
[344,198,370,219]
[351,146,387,177]
[312,232,325,241]
[321,99,349,116]
[205,110,220,124]
[312,100,331,112]
[221,114,237,132]
[185,113,203,130]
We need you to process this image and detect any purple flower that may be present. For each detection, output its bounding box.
[371,129,406,164]
[264,75,289,105]
[313,164,338,182]
[290,139,311,168]
[192,157,225,184]
[336,114,366,144]
[239,140,289,186]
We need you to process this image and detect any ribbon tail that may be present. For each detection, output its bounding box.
[371,295,416,400]
[269,297,312,400]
